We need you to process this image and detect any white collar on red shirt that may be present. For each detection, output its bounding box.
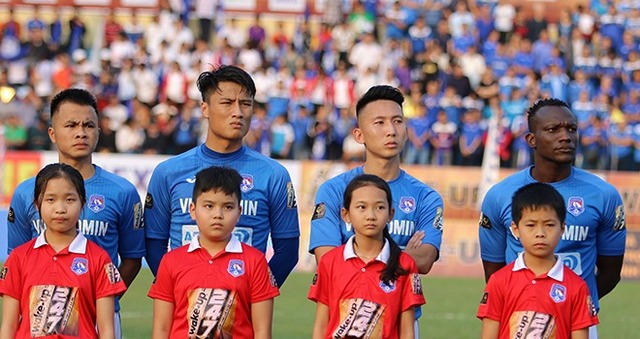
[343,235,390,264]
[187,234,243,254]
[33,232,88,254]
[513,252,564,282]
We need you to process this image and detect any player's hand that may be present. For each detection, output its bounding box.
[406,231,425,250]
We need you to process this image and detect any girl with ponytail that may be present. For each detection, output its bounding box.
[308,174,426,339]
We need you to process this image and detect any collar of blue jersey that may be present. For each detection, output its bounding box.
[513,252,564,282]
[343,235,390,264]
[200,144,246,161]
[33,232,88,254]
[187,234,243,254]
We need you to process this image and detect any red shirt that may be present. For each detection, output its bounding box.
[477,254,599,339]
[148,236,279,338]
[308,236,426,339]
[0,233,127,339]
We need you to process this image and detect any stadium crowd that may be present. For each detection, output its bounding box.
[1,0,640,171]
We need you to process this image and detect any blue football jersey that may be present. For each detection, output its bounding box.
[309,166,444,252]
[144,145,300,253]
[7,165,145,311]
[479,167,627,310]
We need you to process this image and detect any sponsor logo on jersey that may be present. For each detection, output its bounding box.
[0,266,7,280]
[614,205,626,231]
[433,206,444,231]
[87,194,106,213]
[187,288,235,338]
[227,259,245,277]
[186,176,196,184]
[144,193,153,209]
[70,258,88,276]
[240,174,254,192]
[480,292,488,304]
[379,280,396,293]
[286,182,297,209]
[567,197,585,217]
[312,203,326,220]
[233,227,253,246]
[30,285,79,336]
[562,225,589,241]
[133,202,143,230]
[398,196,416,214]
[411,273,423,294]
[479,212,491,229]
[7,207,15,223]
[557,252,583,275]
[335,298,385,339]
[78,219,109,237]
[509,311,556,338]
[104,263,122,284]
[549,283,566,303]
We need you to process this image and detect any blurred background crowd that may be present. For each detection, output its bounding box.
[0,0,639,171]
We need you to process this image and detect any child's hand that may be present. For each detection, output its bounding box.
[406,231,425,250]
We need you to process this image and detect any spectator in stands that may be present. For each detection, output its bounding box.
[270,113,294,159]
[430,109,457,166]
[404,103,432,165]
[493,0,515,43]
[459,108,485,167]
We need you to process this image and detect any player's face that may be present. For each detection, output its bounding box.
[38,177,83,237]
[354,100,407,160]
[341,185,393,240]
[526,106,578,165]
[201,81,254,147]
[48,102,99,161]
[511,207,565,260]
[190,189,241,243]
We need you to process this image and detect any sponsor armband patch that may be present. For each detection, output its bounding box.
[479,213,491,229]
[614,205,626,231]
[7,207,15,223]
[144,193,154,209]
[311,203,326,220]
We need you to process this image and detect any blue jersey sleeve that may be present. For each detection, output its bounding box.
[308,180,344,253]
[144,163,173,241]
[415,190,444,251]
[116,181,145,259]
[479,186,508,263]
[7,181,34,254]
[267,166,300,240]
[596,185,627,256]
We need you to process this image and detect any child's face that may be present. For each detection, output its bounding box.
[39,177,82,237]
[341,185,393,240]
[511,207,565,260]
[190,190,241,243]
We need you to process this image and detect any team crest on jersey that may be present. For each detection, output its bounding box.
[379,280,396,293]
[7,207,15,223]
[398,196,416,214]
[240,174,254,193]
[286,182,297,209]
[0,266,7,280]
[145,193,154,209]
[227,259,245,277]
[567,197,585,217]
[71,258,88,275]
[411,273,423,294]
[614,205,626,231]
[433,207,444,231]
[479,213,491,229]
[88,194,106,213]
[549,283,566,303]
[312,203,326,220]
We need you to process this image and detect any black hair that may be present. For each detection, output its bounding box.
[34,163,86,211]
[511,183,566,225]
[196,65,257,103]
[192,166,243,204]
[526,98,571,132]
[355,85,404,119]
[343,174,408,284]
[50,88,98,120]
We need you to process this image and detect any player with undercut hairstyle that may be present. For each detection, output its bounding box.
[479,98,626,338]
[144,65,300,287]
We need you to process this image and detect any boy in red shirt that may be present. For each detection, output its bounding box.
[0,163,126,339]
[477,183,598,339]
[148,166,279,339]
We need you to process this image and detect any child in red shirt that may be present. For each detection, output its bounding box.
[0,163,126,339]
[308,174,426,339]
[477,183,598,339]
[148,166,279,339]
